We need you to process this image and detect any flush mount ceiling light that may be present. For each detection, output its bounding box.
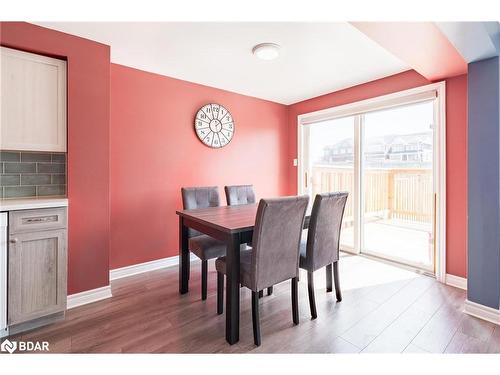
[252,43,280,60]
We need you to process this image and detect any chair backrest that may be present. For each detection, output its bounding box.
[224,185,256,206]
[249,196,309,291]
[306,192,348,271]
[181,186,220,237]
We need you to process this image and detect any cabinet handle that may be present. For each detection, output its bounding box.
[10,238,18,244]
[27,217,46,223]
[22,215,57,224]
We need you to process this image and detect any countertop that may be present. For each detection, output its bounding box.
[0,197,68,211]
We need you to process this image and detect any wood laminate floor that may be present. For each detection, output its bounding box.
[9,254,500,353]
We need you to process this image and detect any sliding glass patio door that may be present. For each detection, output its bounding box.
[300,92,440,274]
[304,116,357,251]
[361,101,434,271]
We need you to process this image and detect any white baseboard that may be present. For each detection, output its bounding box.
[445,274,467,290]
[67,285,112,309]
[464,299,500,325]
[66,255,198,309]
[109,254,198,281]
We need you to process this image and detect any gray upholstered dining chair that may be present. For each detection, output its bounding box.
[299,192,348,319]
[224,184,272,296]
[215,195,309,346]
[224,184,256,206]
[181,186,226,300]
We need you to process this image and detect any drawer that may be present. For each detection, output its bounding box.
[9,207,67,234]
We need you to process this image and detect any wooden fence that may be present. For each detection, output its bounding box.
[311,166,433,225]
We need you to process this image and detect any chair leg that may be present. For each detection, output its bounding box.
[201,260,208,300]
[291,277,299,325]
[307,271,317,319]
[267,286,273,296]
[326,263,333,292]
[252,291,261,346]
[258,290,264,298]
[333,261,342,302]
[217,272,224,315]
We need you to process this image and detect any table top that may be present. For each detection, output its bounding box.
[176,204,259,234]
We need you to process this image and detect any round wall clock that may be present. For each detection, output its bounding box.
[194,103,234,148]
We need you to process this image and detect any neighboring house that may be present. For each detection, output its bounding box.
[320,131,432,168]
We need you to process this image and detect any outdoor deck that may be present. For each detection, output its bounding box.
[312,166,433,269]
[342,219,432,268]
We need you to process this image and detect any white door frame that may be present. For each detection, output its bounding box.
[297,82,447,283]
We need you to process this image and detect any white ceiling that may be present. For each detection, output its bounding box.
[35,22,409,105]
[436,22,500,63]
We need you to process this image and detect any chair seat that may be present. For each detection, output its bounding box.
[215,249,253,289]
[299,228,338,272]
[189,234,226,261]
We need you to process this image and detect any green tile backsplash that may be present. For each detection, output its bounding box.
[0,151,66,198]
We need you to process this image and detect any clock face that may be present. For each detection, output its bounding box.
[194,104,234,148]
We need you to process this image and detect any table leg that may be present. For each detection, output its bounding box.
[179,217,189,294]
[226,232,241,344]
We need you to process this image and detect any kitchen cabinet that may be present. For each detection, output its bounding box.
[0,46,67,152]
[7,207,67,326]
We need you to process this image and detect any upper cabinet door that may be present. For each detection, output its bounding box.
[1,47,67,152]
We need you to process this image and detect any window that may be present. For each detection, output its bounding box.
[298,82,447,281]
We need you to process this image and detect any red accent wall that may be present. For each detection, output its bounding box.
[287,70,468,278]
[445,74,468,278]
[0,22,110,294]
[110,64,289,269]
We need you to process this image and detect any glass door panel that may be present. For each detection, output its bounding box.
[306,116,355,251]
[361,101,435,271]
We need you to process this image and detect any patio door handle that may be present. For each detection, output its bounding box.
[305,171,308,189]
[432,193,437,243]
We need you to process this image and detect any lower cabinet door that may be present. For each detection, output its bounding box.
[8,229,67,325]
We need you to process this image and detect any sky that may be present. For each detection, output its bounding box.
[308,100,434,164]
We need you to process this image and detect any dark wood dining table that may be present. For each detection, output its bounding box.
[176,203,310,345]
